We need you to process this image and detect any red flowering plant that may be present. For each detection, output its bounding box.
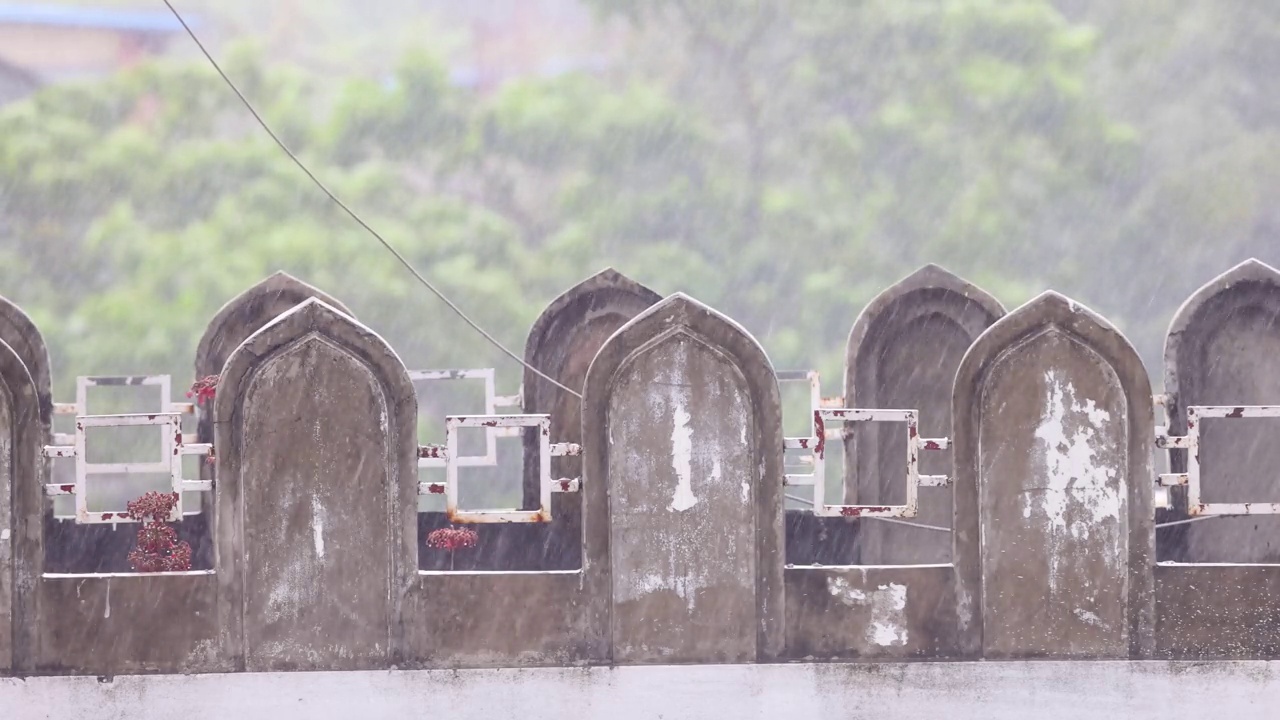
[426,526,479,571]
[188,375,219,466]
[187,375,219,405]
[126,491,193,573]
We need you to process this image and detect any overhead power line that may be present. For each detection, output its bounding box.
[161,0,583,400]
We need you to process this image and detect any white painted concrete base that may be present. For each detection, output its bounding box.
[4,661,1278,719]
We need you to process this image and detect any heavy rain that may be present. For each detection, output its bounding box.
[2,2,1280,718]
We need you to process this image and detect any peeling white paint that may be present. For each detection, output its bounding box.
[103,579,110,619]
[311,495,326,560]
[869,583,909,646]
[1074,609,1104,627]
[1028,370,1123,591]
[0,528,8,540]
[825,577,908,647]
[741,482,751,504]
[827,576,868,606]
[669,404,698,512]
[636,572,703,612]
[956,588,973,632]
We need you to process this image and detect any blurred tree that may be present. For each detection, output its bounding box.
[10,0,1270,402]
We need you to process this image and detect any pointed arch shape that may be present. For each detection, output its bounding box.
[521,268,660,525]
[1161,258,1280,564]
[212,298,416,670]
[953,291,1155,659]
[0,294,52,428]
[196,271,354,380]
[1165,258,1280,420]
[581,292,784,662]
[1,337,42,672]
[844,263,1004,564]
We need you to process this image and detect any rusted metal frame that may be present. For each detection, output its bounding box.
[784,408,950,518]
[1154,405,1280,515]
[48,375,207,519]
[444,414,554,523]
[779,370,827,486]
[40,412,213,524]
[418,415,581,519]
[409,368,527,470]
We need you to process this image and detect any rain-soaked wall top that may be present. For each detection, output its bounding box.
[2,260,1280,676]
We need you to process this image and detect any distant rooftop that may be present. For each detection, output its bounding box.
[0,3,198,33]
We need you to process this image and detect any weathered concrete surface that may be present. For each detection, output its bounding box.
[783,511,860,566]
[417,514,579,572]
[0,299,51,673]
[404,571,599,667]
[0,294,52,425]
[1155,564,1280,659]
[0,354,10,672]
[0,339,34,673]
[32,574,223,675]
[192,273,353,570]
[521,268,660,567]
[845,264,1003,565]
[41,515,212,574]
[582,293,784,664]
[785,565,962,659]
[8,662,1280,720]
[1,337,44,674]
[196,271,354,382]
[214,299,416,672]
[1163,259,1280,563]
[954,292,1155,659]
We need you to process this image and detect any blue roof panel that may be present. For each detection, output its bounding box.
[0,4,199,33]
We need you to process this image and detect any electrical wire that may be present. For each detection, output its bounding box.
[161,0,582,400]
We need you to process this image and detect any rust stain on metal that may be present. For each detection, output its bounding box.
[60,484,74,493]
[797,438,809,449]
[924,440,941,450]
[839,505,893,517]
[428,484,445,494]
[813,411,825,459]
[559,479,571,492]
[909,425,918,439]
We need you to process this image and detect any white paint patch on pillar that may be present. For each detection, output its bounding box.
[869,583,908,647]
[824,577,908,647]
[826,576,867,606]
[1074,609,1104,627]
[1028,370,1122,593]
[670,403,698,512]
[311,495,326,560]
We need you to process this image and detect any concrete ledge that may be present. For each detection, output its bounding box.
[4,661,1279,719]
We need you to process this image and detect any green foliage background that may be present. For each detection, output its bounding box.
[3,0,1278,405]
